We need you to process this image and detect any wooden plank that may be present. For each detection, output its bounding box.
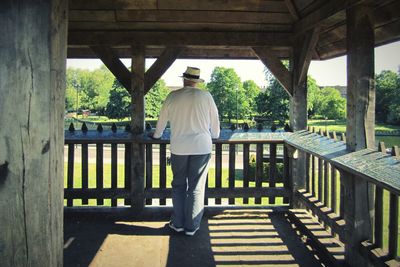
[81,144,89,205]
[388,193,399,258]
[306,152,310,193]
[243,143,250,204]
[68,31,293,46]
[145,144,153,205]
[111,143,118,206]
[69,10,116,22]
[124,143,131,205]
[157,0,288,12]
[69,0,157,9]
[68,21,293,33]
[144,47,181,93]
[116,10,293,24]
[90,46,131,92]
[318,157,323,202]
[311,154,316,197]
[215,143,222,205]
[67,144,75,207]
[96,143,104,205]
[130,46,145,211]
[269,144,277,204]
[64,188,130,199]
[252,46,293,95]
[228,144,236,205]
[255,144,263,204]
[159,144,167,206]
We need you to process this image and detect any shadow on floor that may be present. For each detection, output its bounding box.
[64,209,323,266]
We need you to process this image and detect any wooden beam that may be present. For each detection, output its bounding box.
[68,31,293,46]
[284,0,300,21]
[294,0,364,35]
[252,47,293,96]
[90,46,131,91]
[69,0,287,12]
[297,27,320,85]
[68,46,293,60]
[144,47,181,93]
[130,45,145,212]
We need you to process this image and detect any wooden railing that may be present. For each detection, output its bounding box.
[64,126,292,208]
[286,129,400,266]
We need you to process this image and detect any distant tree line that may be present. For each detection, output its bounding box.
[66,65,400,126]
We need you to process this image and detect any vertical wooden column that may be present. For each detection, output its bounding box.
[289,28,319,208]
[130,46,146,212]
[344,4,375,267]
[0,0,67,265]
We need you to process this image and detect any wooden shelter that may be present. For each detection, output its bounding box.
[1,0,400,266]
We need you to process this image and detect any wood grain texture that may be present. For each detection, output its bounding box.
[0,0,67,265]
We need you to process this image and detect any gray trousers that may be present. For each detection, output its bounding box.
[170,153,211,231]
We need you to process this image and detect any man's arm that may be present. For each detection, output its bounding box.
[209,94,220,139]
[152,96,170,139]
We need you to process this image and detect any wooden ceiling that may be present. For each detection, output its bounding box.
[68,0,400,60]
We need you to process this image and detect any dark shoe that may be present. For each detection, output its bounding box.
[169,222,184,233]
[185,227,200,236]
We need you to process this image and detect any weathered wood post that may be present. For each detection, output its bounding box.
[131,46,146,212]
[0,0,67,266]
[343,4,375,266]
[289,28,319,208]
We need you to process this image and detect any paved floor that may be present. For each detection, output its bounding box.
[64,209,326,267]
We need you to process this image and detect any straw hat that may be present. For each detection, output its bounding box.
[180,66,204,83]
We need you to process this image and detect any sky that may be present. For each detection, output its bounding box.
[67,41,400,87]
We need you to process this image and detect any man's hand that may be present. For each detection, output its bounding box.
[147,132,161,140]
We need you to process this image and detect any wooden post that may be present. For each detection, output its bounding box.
[0,0,67,265]
[289,28,319,208]
[344,4,375,266]
[130,45,146,212]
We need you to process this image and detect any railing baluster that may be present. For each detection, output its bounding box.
[374,186,383,248]
[124,143,132,206]
[204,174,209,206]
[283,145,290,204]
[228,144,236,205]
[145,143,153,205]
[159,144,167,206]
[312,154,316,197]
[243,143,250,204]
[82,143,88,205]
[269,143,277,204]
[318,157,323,203]
[306,152,310,193]
[67,144,74,207]
[324,161,329,207]
[215,143,222,205]
[255,143,263,204]
[96,143,104,206]
[339,171,345,219]
[388,193,399,258]
[331,166,337,213]
[111,143,118,206]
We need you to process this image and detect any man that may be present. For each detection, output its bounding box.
[151,67,220,236]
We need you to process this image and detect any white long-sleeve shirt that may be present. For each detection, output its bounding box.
[153,86,220,155]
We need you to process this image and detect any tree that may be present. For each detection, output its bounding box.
[105,80,131,120]
[145,79,169,118]
[316,87,346,119]
[242,80,260,117]
[376,70,399,123]
[256,77,290,125]
[306,76,320,118]
[207,67,247,122]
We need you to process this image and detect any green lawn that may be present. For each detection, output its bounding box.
[308,119,400,133]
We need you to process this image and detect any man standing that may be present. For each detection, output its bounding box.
[152,67,220,236]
